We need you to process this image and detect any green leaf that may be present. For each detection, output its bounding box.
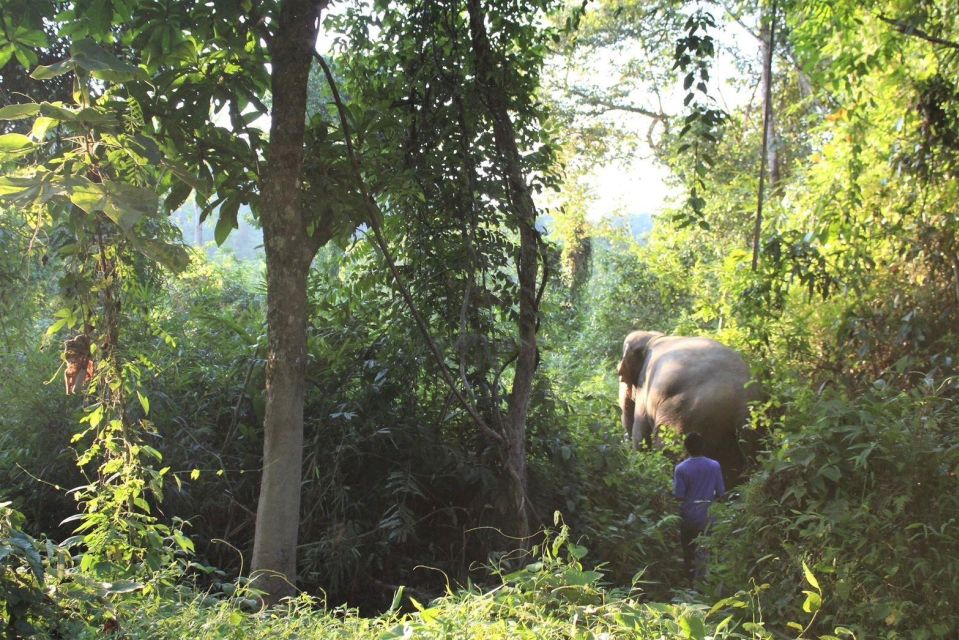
[31,116,57,140]
[75,107,118,128]
[46,318,68,336]
[31,39,147,83]
[38,102,80,122]
[819,465,841,482]
[141,444,163,461]
[389,585,406,612]
[173,530,194,553]
[563,568,602,586]
[14,47,35,69]
[0,132,33,154]
[31,59,75,80]
[14,28,48,48]
[678,613,706,640]
[163,180,192,213]
[164,161,211,197]
[802,590,822,613]
[0,103,40,120]
[802,561,820,590]
[137,391,150,415]
[136,238,191,273]
[0,45,14,69]
[70,38,148,82]
[0,175,40,205]
[214,198,240,246]
[69,179,158,231]
[68,180,110,215]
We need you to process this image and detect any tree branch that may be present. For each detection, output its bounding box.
[313,51,504,446]
[878,14,959,50]
[565,86,668,120]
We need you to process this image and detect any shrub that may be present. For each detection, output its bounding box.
[706,381,959,638]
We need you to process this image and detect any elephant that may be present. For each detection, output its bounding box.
[617,330,759,483]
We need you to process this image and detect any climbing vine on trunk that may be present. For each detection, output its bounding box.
[0,40,194,577]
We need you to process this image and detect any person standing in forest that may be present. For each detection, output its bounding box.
[673,431,725,584]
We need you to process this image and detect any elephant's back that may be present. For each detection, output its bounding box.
[647,336,751,394]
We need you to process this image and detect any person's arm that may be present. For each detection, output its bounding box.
[714,465,726,500]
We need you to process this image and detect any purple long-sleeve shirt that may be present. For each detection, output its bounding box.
[673,456,725,530]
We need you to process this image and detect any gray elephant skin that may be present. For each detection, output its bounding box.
[617,330,759,483]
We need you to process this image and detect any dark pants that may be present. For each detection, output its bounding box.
[681,522,707,583]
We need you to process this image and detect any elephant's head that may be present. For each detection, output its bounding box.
[617,330,663,442]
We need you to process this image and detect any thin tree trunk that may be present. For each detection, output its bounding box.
[194,200,203,245]
[250,0,328,603]
[760,15,780,189]
[467,0,539,541]
[752,0,778,271]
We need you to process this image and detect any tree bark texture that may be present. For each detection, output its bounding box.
[759,16,780,189]
[251,0,329,603]
[752,0,778,271]
[467,0,539,542]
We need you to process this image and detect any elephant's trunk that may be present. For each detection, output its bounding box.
[619,381,634,440]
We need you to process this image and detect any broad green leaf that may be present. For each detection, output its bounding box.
[14,27,48,48]
[164,161,210,196]
[678,613,706,640]
[0,133,33,153]
[214,198,239,246]
[0,103,40,120]
[141,444,163,461]
[0,175,40,205]
[31,59,75,80]
[9,534,44,581]
[802,590,822,613]
[103,181,158,227]
[563,568,602,586]
[70,38,148,82]
[14,47,36,69]
[38,102,80,122]
[163,180,192,213]
[173,530,195,553]
[45,318,68,336]
[31,116,57,140]
[68,180,158,231]
[68,180,110,215]
[802,561,820,590]
[75,107,117,128]
[136,238,191,273]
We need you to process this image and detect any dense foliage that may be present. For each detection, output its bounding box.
[1,0,958,637]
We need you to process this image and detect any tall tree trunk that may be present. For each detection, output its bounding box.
[467,0,539,541]
[250,0,328,603]
[759,14,780,189]
[752,0,778,271]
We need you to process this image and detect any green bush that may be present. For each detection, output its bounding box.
[706,382,959,638]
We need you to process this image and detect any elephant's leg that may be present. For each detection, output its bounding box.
[653,395,687,446]
[631,402,654,450]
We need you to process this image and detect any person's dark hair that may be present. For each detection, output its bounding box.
[684,431,705,456]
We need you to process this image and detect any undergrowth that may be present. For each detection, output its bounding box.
[4,503,851,639]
